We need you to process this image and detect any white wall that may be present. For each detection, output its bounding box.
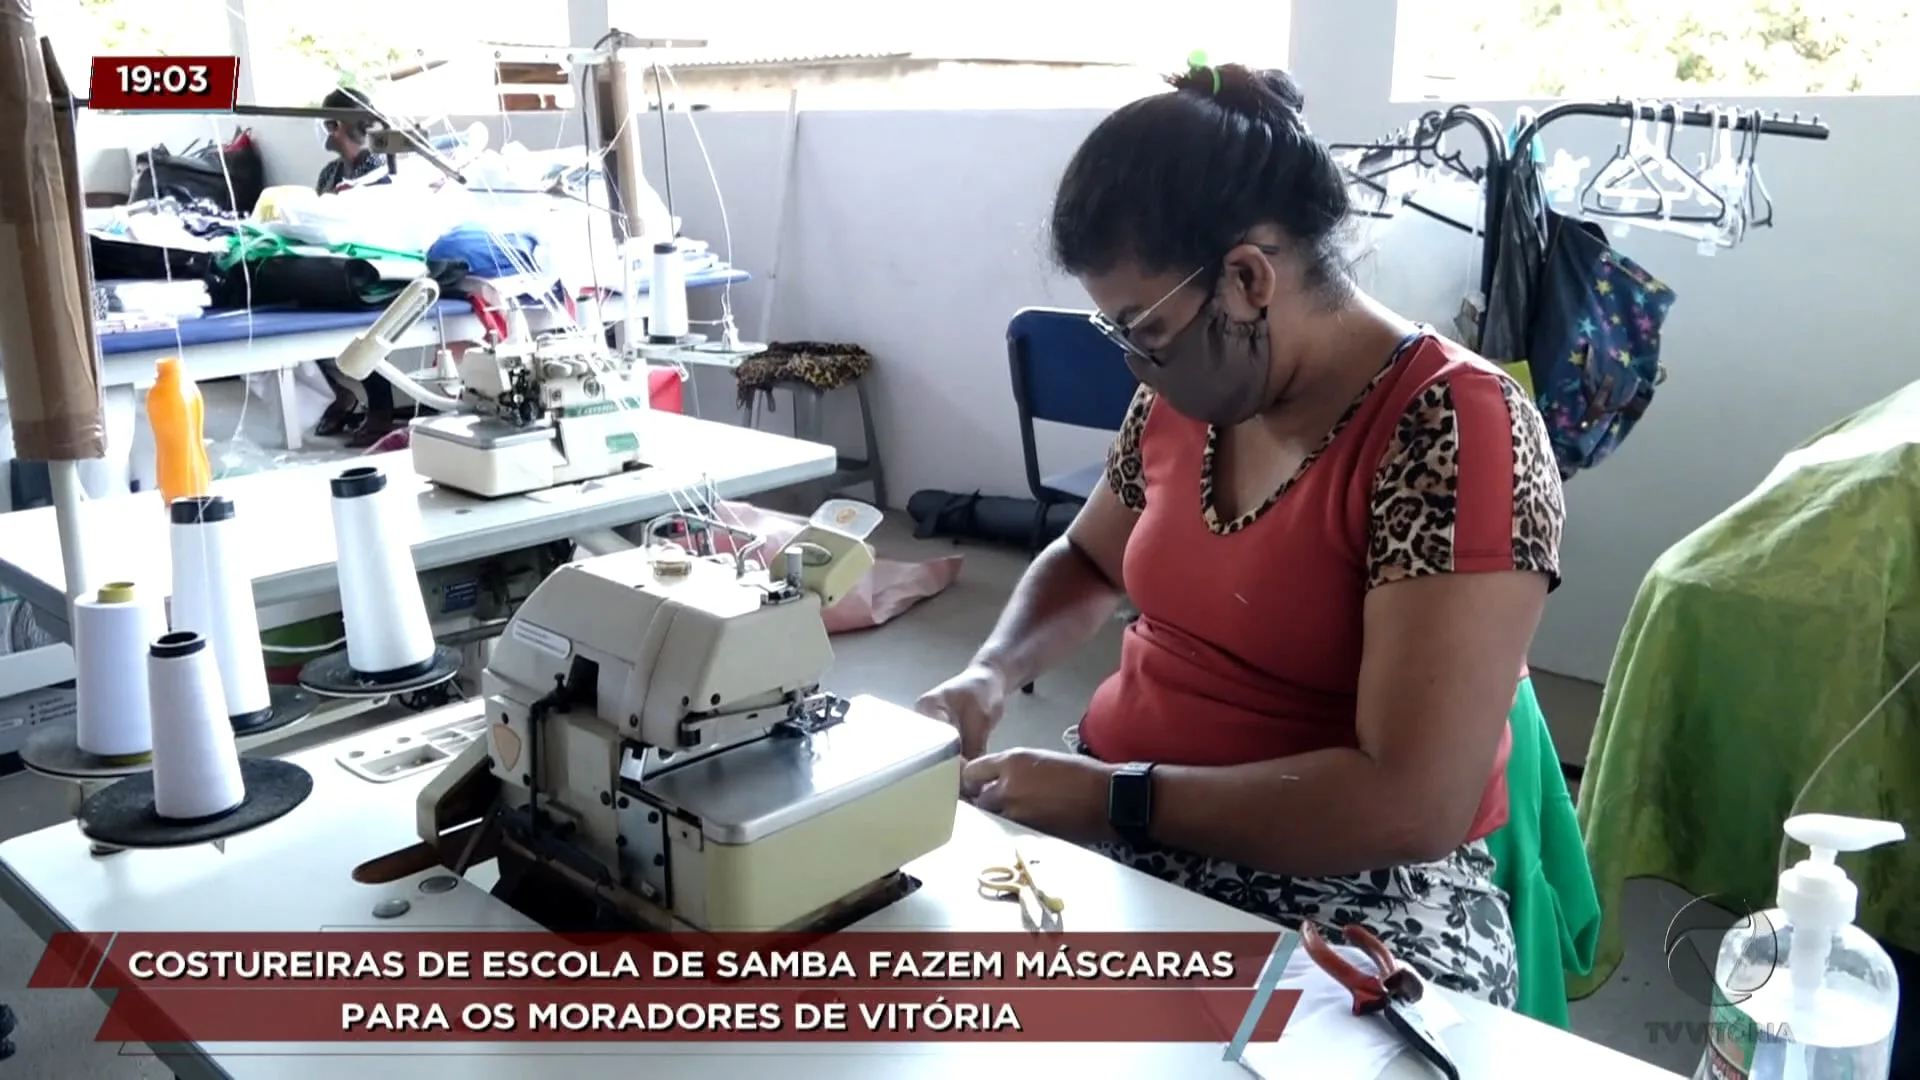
[640,0,1917,684]
[73,0,1916,683]
[1292,0,1920,680]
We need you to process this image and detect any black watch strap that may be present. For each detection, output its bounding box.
[1108,762,1157,846]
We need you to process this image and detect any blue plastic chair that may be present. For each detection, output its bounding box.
[1007,307,1137,697]
[1006,307,1137,552]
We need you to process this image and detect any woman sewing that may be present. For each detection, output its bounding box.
[917,62,1563,1009]
[313,86,409,446]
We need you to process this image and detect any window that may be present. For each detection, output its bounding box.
[1393,0,1920,101]
[239,0,572,110]
[37,0,238,94]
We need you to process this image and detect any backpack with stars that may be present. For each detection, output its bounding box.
[1524,210,1677,481]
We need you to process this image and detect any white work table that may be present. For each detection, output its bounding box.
[0,706,1682,1079]
[0,411,834,638]
[16,275,747,451]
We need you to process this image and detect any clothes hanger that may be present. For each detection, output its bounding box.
[1741,110,1776,229]
[1335,117,1476,235]
[1697,108,1748,248]
[1583,102,1729,234]
[1644,109,1728,226]
[1343,166,1477,235]
[1580,100,1672,221]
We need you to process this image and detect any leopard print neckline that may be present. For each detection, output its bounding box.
[1198,330,1428,536]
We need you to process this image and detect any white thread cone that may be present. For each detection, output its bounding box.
[146,631,245,820]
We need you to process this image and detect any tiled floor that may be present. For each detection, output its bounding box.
[0,381,1710,1077]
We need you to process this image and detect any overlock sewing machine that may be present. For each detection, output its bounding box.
[408,508,963,933]
[408,325,652,499]
[337,276,655,499]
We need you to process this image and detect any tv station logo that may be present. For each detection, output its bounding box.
[1664,893,1780,1008]
[89,57,241,111]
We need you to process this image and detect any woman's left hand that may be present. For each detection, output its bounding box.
[961,749,1116,844]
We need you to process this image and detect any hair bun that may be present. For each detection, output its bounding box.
[1168,62,1308,133]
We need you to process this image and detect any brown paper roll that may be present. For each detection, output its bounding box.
[0,4,106,461]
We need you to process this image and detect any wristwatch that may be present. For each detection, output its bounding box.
[1107,762,1158,846]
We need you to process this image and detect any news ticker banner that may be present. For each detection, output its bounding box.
[33,931,1303,1045]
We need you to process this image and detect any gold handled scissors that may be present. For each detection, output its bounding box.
[978,849,1065,930]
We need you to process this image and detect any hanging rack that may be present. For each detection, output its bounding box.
[1329,105,1508,305]
[1508,99,1829,171]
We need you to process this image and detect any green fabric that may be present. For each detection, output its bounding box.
[1486,677,1601,1027]
[1571,379,1920,1001]
[217,223,424,273]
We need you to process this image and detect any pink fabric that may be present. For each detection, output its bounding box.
[364,427,410,454]
[670,501,963,633]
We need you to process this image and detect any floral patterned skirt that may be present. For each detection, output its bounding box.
[1067,727,1519,1008]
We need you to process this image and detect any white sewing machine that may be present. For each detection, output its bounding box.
[404,509,963,933]
[337,277,655,498]
[408,328,653,498]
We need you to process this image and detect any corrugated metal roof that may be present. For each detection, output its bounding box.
[659,49,1138,69]
[662,49,914,69]
[643,26,1157,69]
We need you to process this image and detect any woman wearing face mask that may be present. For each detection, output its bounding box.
[916,63,1563,1007]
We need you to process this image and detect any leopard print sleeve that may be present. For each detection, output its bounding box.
[1103,384,1156,512]
[1366,372,1564,590]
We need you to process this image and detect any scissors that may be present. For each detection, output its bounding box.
[977,849,1065,930]
[1299,921,1459,1080]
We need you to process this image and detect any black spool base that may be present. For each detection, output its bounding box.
[231,684,319,736]
[298,645,462,700]
[77,757,314,850]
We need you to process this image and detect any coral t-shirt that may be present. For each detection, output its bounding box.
[1080,332,1565,845]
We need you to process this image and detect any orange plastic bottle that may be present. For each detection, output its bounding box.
[147,358,212,508]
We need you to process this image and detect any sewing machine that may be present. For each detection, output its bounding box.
[408,512,963,933]
[408,328,653,498]
[337,277,657,499]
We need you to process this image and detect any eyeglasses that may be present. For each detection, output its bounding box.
[1087,243,1283,365]
[1087,264,1207,367]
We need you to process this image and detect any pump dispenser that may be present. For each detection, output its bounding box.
[1696,814,1905,1080]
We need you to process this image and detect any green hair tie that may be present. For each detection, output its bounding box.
[1187,49,1220,94]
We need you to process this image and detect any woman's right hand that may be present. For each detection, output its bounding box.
[916,662,1010,759]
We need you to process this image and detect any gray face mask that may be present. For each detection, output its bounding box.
[1125,294,1274,428]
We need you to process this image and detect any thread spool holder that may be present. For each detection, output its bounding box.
[22,684,318,780]
[76,757,316,850]
[238,684,322,734]
[19,721,150,783]
[297,645,462,700]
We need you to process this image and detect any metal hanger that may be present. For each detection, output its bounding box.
[1335,117,1477,235]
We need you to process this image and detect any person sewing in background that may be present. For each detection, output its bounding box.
[312,86,410,446]
[917,62,1564,1008]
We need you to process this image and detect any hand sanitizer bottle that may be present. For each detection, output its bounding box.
[1696,814,1905,1080]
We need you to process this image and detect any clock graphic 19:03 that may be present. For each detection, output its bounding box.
[89,57,241,111]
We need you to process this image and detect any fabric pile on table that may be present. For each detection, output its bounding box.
[91,278,211,336]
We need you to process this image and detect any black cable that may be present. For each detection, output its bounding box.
[651,60,675,234]
[577,62,609,284]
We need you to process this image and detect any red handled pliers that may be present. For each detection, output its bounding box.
[1299,921,1460,1080]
